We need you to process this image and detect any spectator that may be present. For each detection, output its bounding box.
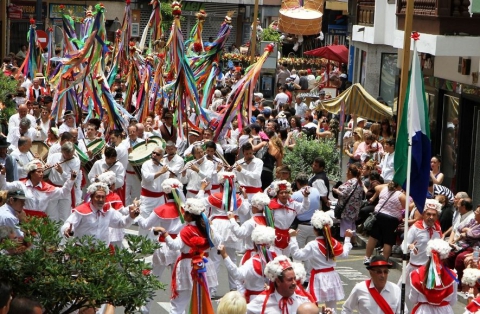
[378,138,395,182]
[273,86,289,111]
[0,281,12,314]
[442,191,470,238]
[294,95,308,118]
[8,297,43,314]
[306,69,316,90]
[218,291,246,314]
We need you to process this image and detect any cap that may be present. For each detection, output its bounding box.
[366,255,393,269]
[7,190,27,200]
[63,110,74,118]
[254,92,263,99]
[188,130,200,137]
[214,90,222,98]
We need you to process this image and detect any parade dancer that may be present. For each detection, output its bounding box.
[61,182,139,246]
[268,180,310,255]
[409,239,457,314]
[0,159,75,218]
[290,210,353,312]
[219,225,277,302]
[229,192,274,264]
[246,255,310,313]
[153,198,221,314]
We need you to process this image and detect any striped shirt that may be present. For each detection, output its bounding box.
[433,184,454,204]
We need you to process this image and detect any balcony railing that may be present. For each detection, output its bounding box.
[397,0,480,35]
[357,0,375,26]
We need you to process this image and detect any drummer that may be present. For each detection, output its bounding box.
[44,142,82,221]
[88,147,125,189]
[70,129,88,156]
[125,124,144,205]
[138,146,171,236]
[162,141,184,178]
[180,145,214,198]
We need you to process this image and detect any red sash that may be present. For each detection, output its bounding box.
[274,228,290,249]
[317,238,344,257]
[365,279,394,314]
[269,198,296,212]
[141,188,165,198]
[253,215,267,226]
[240,249,256,265]
[242,186,263,194]
[208,192,243,209]
[410,265,455,307]
[74,202,109,215]
[106,192,124,210]
[466,297,480,313]
[21,178,57,193]
[245,289,263,303]
[154,202,180,219]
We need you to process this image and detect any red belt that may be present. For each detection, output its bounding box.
[171,250,209,299]
[212,216,229,220]
[274,227,290,249]
[24,209,47,218]
[126,170,136,174]
[187,190,201,195]
[309,267,335,302]
[245,289,263,303]
[211,184,221,190]
[242,186,263,194]
[158,233,177,242]
[412,301,449,314]
[141,188,165,198]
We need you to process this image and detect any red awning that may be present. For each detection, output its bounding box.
[304,45,348,64]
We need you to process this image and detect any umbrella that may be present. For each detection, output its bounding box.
[304,45,348,64]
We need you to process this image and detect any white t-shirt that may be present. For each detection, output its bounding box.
[274,92,289,107]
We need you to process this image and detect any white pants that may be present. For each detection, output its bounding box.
[209,247,239,293]
[126,173,141,206]
[295,224,317,281]
[46,198,71,223]
[169,290,190,314]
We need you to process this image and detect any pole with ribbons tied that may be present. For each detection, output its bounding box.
[393,31,432,314]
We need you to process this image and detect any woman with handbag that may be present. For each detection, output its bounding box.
[363,181,406,265]
[332,164,364,245]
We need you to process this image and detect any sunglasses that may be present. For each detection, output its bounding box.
[152,152,162,156]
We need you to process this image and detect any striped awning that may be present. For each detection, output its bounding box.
[316,83,393,121]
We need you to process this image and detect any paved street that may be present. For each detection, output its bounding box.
[118,227,466,313]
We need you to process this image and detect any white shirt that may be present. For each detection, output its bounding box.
[8,113,36,134]
[310,176,328,197]
[271,198,310,230]
[7,127,40,150]
[380,152,395,181]
[0,175,74,213]
[88,159,125,188]
[45,153,82,189]
[234,157,263,189]
[180,159,214,191]
[223,254,268,293]
[113,142,129,171]
[10,149,35,179]
[61,203,134,246]
[136,200,184,234]
[0,203,23,237]
[294,102,308,117]
[247,291,310,314]
[274,93,289,107]
[405,221,441,266]
[341,280,402,314]
[160,154,184,179]
[290,236,352,269]
[230,213,266,250]
[141,159,169,193]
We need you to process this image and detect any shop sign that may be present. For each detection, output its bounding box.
[8,4,23,20]
[10,1,47,20]
[49,4,86,19]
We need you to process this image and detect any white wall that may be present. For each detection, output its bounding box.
[434,56,480,87]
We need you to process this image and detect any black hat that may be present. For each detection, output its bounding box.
[0,137,10,148]
[63,110,74,119]
[366,255,393,270]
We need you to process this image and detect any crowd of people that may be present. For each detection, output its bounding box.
[0,39,477,314]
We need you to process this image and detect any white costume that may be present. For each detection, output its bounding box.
[162,154,184,178]
[180,159,214,198]
[10,149,35,179]
[7,113,36,133]
[125,137,144,205]
[0,203,24,237]
[341,280,402,314]
[234,157,263,200]
[7,127,41,150]
[87,159,125,188]
[44,153,82,222]
[247,291,310,314]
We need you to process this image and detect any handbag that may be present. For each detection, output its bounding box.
[334,181,359,219]
[363,191,395,232]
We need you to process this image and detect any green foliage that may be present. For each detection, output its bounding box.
[284,137,341,182]
[0,73,18,122]
[261,27,281,43]
[0,217,165,314]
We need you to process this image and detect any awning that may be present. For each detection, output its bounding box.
[316,83,393,121]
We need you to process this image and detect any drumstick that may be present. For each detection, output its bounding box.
[44,157,75,170]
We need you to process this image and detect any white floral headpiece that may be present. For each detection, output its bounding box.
[272,180,292,194]
[251,225,275,245]
[161,178,183,194]
[426,239,452,260]
[424,199,442,213]
[97,171,116,186]
[217,171,236,184]
[462,268,480,287]
[251,192,271,209]
[292,262,307,282]
[184,198,205,216]
[86,182,110,195]
[24,159,44,173]
[264,255,293,282]
[311,210,333,229]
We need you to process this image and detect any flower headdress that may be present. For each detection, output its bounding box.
[86,182,110,195]
[162,178,185,223]
[183,198,205,216]
[272,180,292,194]
[291,262,307,283]
[97,171,116,186]
[252,225,275,246]
[264,255,293,282]
[311,210,336,261]
[24,159,44,173]
[424,199,442,213]
[425,239,454,289]
[462,268,480,287]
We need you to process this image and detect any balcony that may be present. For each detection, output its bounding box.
[357,0,375,26]
[397,0,480,35]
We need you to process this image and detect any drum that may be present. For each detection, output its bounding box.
[147,136,166,149]
[31,141,49,162]
[128,141,158,180]
[84,138,106,173]
[75,144,89,166]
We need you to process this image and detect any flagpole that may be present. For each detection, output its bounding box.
[400,39,417,314]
